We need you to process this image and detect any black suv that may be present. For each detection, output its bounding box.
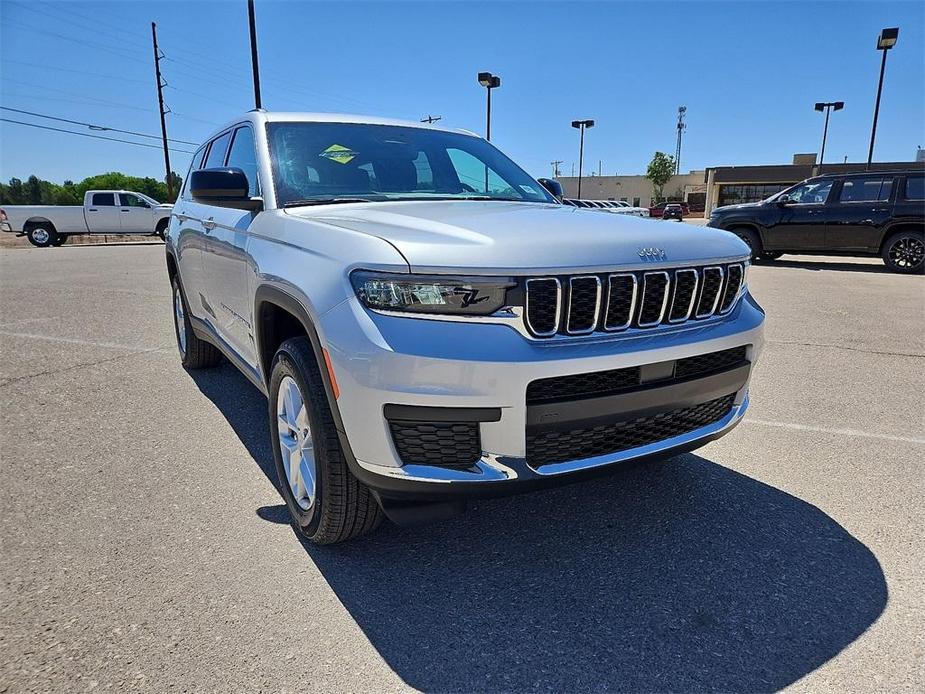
[707,170,924,273]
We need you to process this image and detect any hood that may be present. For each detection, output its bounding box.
[286,200,749,274]
[711,201,764,214]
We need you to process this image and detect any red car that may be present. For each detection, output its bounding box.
[649,201,690,218]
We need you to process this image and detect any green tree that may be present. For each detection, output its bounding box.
[645,151,676,202]
[1,171,183,205]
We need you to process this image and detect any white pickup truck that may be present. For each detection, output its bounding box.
[0,190,173,247]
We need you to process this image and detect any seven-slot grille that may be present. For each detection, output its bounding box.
[524,262,745,338]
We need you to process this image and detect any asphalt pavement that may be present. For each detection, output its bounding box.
[1,243,923,692]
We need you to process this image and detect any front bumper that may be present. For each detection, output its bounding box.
[320,292,765,498]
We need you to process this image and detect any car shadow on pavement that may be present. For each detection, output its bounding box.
[762,258,898,274]
[191,363,888,693]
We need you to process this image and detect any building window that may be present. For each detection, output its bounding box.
[718,183,791,206]
[632,197,640,206]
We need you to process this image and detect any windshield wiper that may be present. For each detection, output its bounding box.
[282,197,385,208]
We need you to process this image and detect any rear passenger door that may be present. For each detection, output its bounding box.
[825,175,895,251]
[85,192,121,232]
[199,124,261,369]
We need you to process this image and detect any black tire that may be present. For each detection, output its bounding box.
[729,227,762,261]
[51,235,69,246]
[761,251,783,261]
[881,231,924,274]
[26,224,57,248]
[268,337,384,545]
[156,220,168,241]
[171,276,221,368]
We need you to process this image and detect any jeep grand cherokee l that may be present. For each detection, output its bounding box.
[165,111,765,543]
[707,170,924,273]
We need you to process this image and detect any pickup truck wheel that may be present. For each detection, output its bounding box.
[51,235,68,246]
[882,231,924,274]
[171,276,221,368]
[730,227,762,261]
[269,337,383,544]
[26,225,57,248]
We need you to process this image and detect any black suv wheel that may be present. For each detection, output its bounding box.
[730,227,762,261]
[882,231,924,274]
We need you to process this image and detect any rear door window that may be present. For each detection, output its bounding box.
[838,177,893,203]
[91,193,115,206]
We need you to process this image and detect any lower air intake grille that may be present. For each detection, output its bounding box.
[526,394,736,466]
[389,421,481,469]
[675,346,749,379]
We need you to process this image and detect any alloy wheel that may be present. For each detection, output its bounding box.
[276,375,316,511]
[889,236,924,270]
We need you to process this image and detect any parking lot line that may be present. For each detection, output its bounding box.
[745,417,925,445]
[0,328,172,353]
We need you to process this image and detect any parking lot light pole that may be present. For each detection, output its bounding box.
[867,27,899,170]
[814,101,844,165]
[571,119,594,198]
[477,72,501,141]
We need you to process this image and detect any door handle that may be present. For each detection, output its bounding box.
[88,208,98,212]
[202,218,217,231]
[121,209,131,212]
[176,214,188,222]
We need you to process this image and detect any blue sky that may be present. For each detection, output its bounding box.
[1,0,923,184]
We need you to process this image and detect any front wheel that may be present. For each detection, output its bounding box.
[26,225,57,248]
[268,337,383,544]
[51,235,69,246]
[882,231,924,274]
[761,251,783,261]
[729,227,762,261]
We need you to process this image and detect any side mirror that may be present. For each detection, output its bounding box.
[537,177,564,201]
[191,168,262,211]
[777,194,795,206]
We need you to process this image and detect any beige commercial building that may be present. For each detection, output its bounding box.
[557,172,706,209]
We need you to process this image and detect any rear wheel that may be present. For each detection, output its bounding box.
[268,337,383,544]
[761,251,783,261]
[51,235,68,246]
[882,231,924,274]
[26,224,57,248]
[171,276,221,368]
[729,227,762,261]
[156,220,168,241]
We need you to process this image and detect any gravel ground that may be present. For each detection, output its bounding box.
[0,245,922,693]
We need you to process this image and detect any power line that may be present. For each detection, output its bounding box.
[1,58,150,85]
[0,118,196,154]
[0,107,200,145]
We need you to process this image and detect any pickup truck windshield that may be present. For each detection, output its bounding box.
[267,122,555,207]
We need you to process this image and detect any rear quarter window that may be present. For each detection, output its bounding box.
[903,176,924,200]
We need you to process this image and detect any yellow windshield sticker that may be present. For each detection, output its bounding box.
[319,144,357,164]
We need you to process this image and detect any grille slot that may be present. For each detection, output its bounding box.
[604,273,636,330]
[527,365,640,404]
[566,276,602,334]
[521,262,745,338]
[720,264,744,313]
[695,266,724,318]
[389,420,481,469]
[525,278,560,336]
[638,272,670,327]
[527,394,736,466]
[669,269,698,322]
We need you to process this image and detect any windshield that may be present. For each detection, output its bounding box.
[267,122,555,207]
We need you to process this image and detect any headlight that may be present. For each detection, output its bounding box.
[351,271,514,315]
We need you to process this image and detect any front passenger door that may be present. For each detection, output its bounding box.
[765,180,834,251]
[200,125,261,370]
[118,193,153,234]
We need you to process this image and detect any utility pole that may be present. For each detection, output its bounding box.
[420,115,442,124]
[551,160,563,177]
[150,23,173,200]
[675,106,686,175]
[247,0,262,109]
[598,160,602,177]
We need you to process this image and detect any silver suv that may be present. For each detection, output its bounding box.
[166,111,765,544]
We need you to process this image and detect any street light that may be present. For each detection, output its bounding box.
[571,119,594,198]
[867,27,899,170]
[814,101,844,165]
[477,71,501,141]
